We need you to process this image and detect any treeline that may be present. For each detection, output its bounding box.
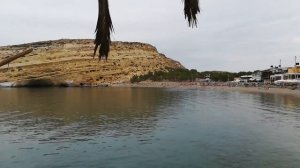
[202,71,252,82]
[130,69,252,83]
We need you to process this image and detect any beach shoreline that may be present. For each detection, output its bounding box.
[1,80,299,97]
[112,81,300,97]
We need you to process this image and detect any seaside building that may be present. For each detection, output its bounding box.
[286,63,300,82]
[233,77,241,83]
[236,58,300,85]
[251,71,262,82]
[270,74,286,82]
[261,70,273,82]
[240,75,253,83]
[288,63,300,73]
[196,74,211,82]
[263,65,288,83]
[273,62,300,84]
[236,71,262,83]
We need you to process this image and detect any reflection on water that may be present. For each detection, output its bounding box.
[0,88,300,168]
[0,88,182,141]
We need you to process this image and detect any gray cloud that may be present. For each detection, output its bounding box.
[1,0,300,71]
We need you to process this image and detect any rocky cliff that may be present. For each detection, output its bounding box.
[0,39,184,86]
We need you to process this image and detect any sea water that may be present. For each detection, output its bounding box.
[0,88,299,168]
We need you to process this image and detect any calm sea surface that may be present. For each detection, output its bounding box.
[0,88,299,168]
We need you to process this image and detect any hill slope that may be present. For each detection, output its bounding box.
[0,39,184,86]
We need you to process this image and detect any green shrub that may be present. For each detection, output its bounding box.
[130,69,253,83]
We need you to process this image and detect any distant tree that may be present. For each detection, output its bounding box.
[130,70,254,83]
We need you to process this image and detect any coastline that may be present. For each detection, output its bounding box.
[112,81,300,97]
[1,80,299,97]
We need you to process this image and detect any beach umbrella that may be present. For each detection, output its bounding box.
[94,0,200,60]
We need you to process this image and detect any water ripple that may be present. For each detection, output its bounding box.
[0,88,300,168]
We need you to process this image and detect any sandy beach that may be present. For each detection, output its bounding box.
[1,80,299,97]
[112,81,300,97]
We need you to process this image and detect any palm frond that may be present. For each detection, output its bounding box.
[94,0,113,60]
[94,0,200,61]
[183,0,200,27]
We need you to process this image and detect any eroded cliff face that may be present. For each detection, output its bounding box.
[0,39,184,86]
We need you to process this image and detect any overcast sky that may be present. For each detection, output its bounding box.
[1,0,300,72]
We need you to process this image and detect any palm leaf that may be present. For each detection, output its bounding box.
[94,0,200,60]
[94,0,113,60]
[183,0,200,27]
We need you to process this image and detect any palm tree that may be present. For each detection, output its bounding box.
[94,0,200,60]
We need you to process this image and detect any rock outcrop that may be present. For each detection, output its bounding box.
[0,39,184,86]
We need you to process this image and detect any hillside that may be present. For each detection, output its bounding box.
[0,39,184,86]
